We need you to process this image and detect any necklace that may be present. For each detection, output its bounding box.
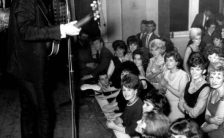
[127,97,139,106]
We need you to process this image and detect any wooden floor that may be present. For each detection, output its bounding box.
[0,74,114,138]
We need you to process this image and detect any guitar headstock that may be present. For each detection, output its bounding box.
[90,0,101,21]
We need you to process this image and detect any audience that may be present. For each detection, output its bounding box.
[201,65,224,138]
[184,27,205,74]
[205,46,224,74]
[106,73,143,137]
[107,40,127,88]
[136,111,170,138]
[81,37,113,82]
[76,29,93,77]
[140,20,159,60]
[214,13,224,33]
[136,20,148,47]
[179,52,210,126]
[169,118,203,138]
[210,32,224,55]
[146,39,166,89]
[133,49,147,78]
[143,91,171,116]
[79,15,224,138]
[103,61,140,113]
[160,37,177,54]
[125,35,141,61]
[202,19,217,45]
[191,7,213,31]
[141,20,159,49]
[212,32,224,48]
[221,26,224,40]
[160,51,189,122]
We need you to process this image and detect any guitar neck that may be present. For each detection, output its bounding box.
[75,14,93,28]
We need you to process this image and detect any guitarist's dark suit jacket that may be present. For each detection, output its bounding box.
[8,0,61,82]
[7,0,62,137]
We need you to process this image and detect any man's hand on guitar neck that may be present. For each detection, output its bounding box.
[60,20,81,38]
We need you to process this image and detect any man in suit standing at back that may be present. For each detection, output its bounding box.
[191,7,213,31]
[142,20,158,48]
[140,20,158,60]
[136,20,148,47]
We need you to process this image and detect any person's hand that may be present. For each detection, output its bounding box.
[97,95,107,100]
[61,21,81,37]
[201,122,208,130]
[106,113,117,121]
[106,120,116,129]
[114,117,123,125]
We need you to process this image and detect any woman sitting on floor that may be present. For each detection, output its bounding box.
[106,73,143,138]
[107,40,127,88]
[179,52,210,126]
[142,90,171,116]
[125,35,141,61]
[201,64,224,138]
[159,50,189,122]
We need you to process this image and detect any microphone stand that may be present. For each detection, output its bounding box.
[65,0,77,137]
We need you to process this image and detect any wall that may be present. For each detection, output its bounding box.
[100,0,158,53]
[101,0,187,57]
[171,37,189,59]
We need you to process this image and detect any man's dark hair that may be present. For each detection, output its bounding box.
[120,61,140,76]
[121,73,140,90]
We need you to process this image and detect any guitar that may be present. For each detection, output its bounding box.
[48,0,101,56]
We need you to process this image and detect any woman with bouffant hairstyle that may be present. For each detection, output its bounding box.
[136,111,170,138]
[169,118,203,138]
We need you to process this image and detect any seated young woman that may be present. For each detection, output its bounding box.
[183,27,206,74]
[159,50,189,122]
[146,39,166,89]
[133,49,147,78]
[179,52,210,126]
[107,40,127,88]
[102,61,156,113]
[125,35,141,62]
[201,64,224,138]
[142,90,171,116]
[211,32,224,55]
[135,87,171,137]
[106,73,143,137]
